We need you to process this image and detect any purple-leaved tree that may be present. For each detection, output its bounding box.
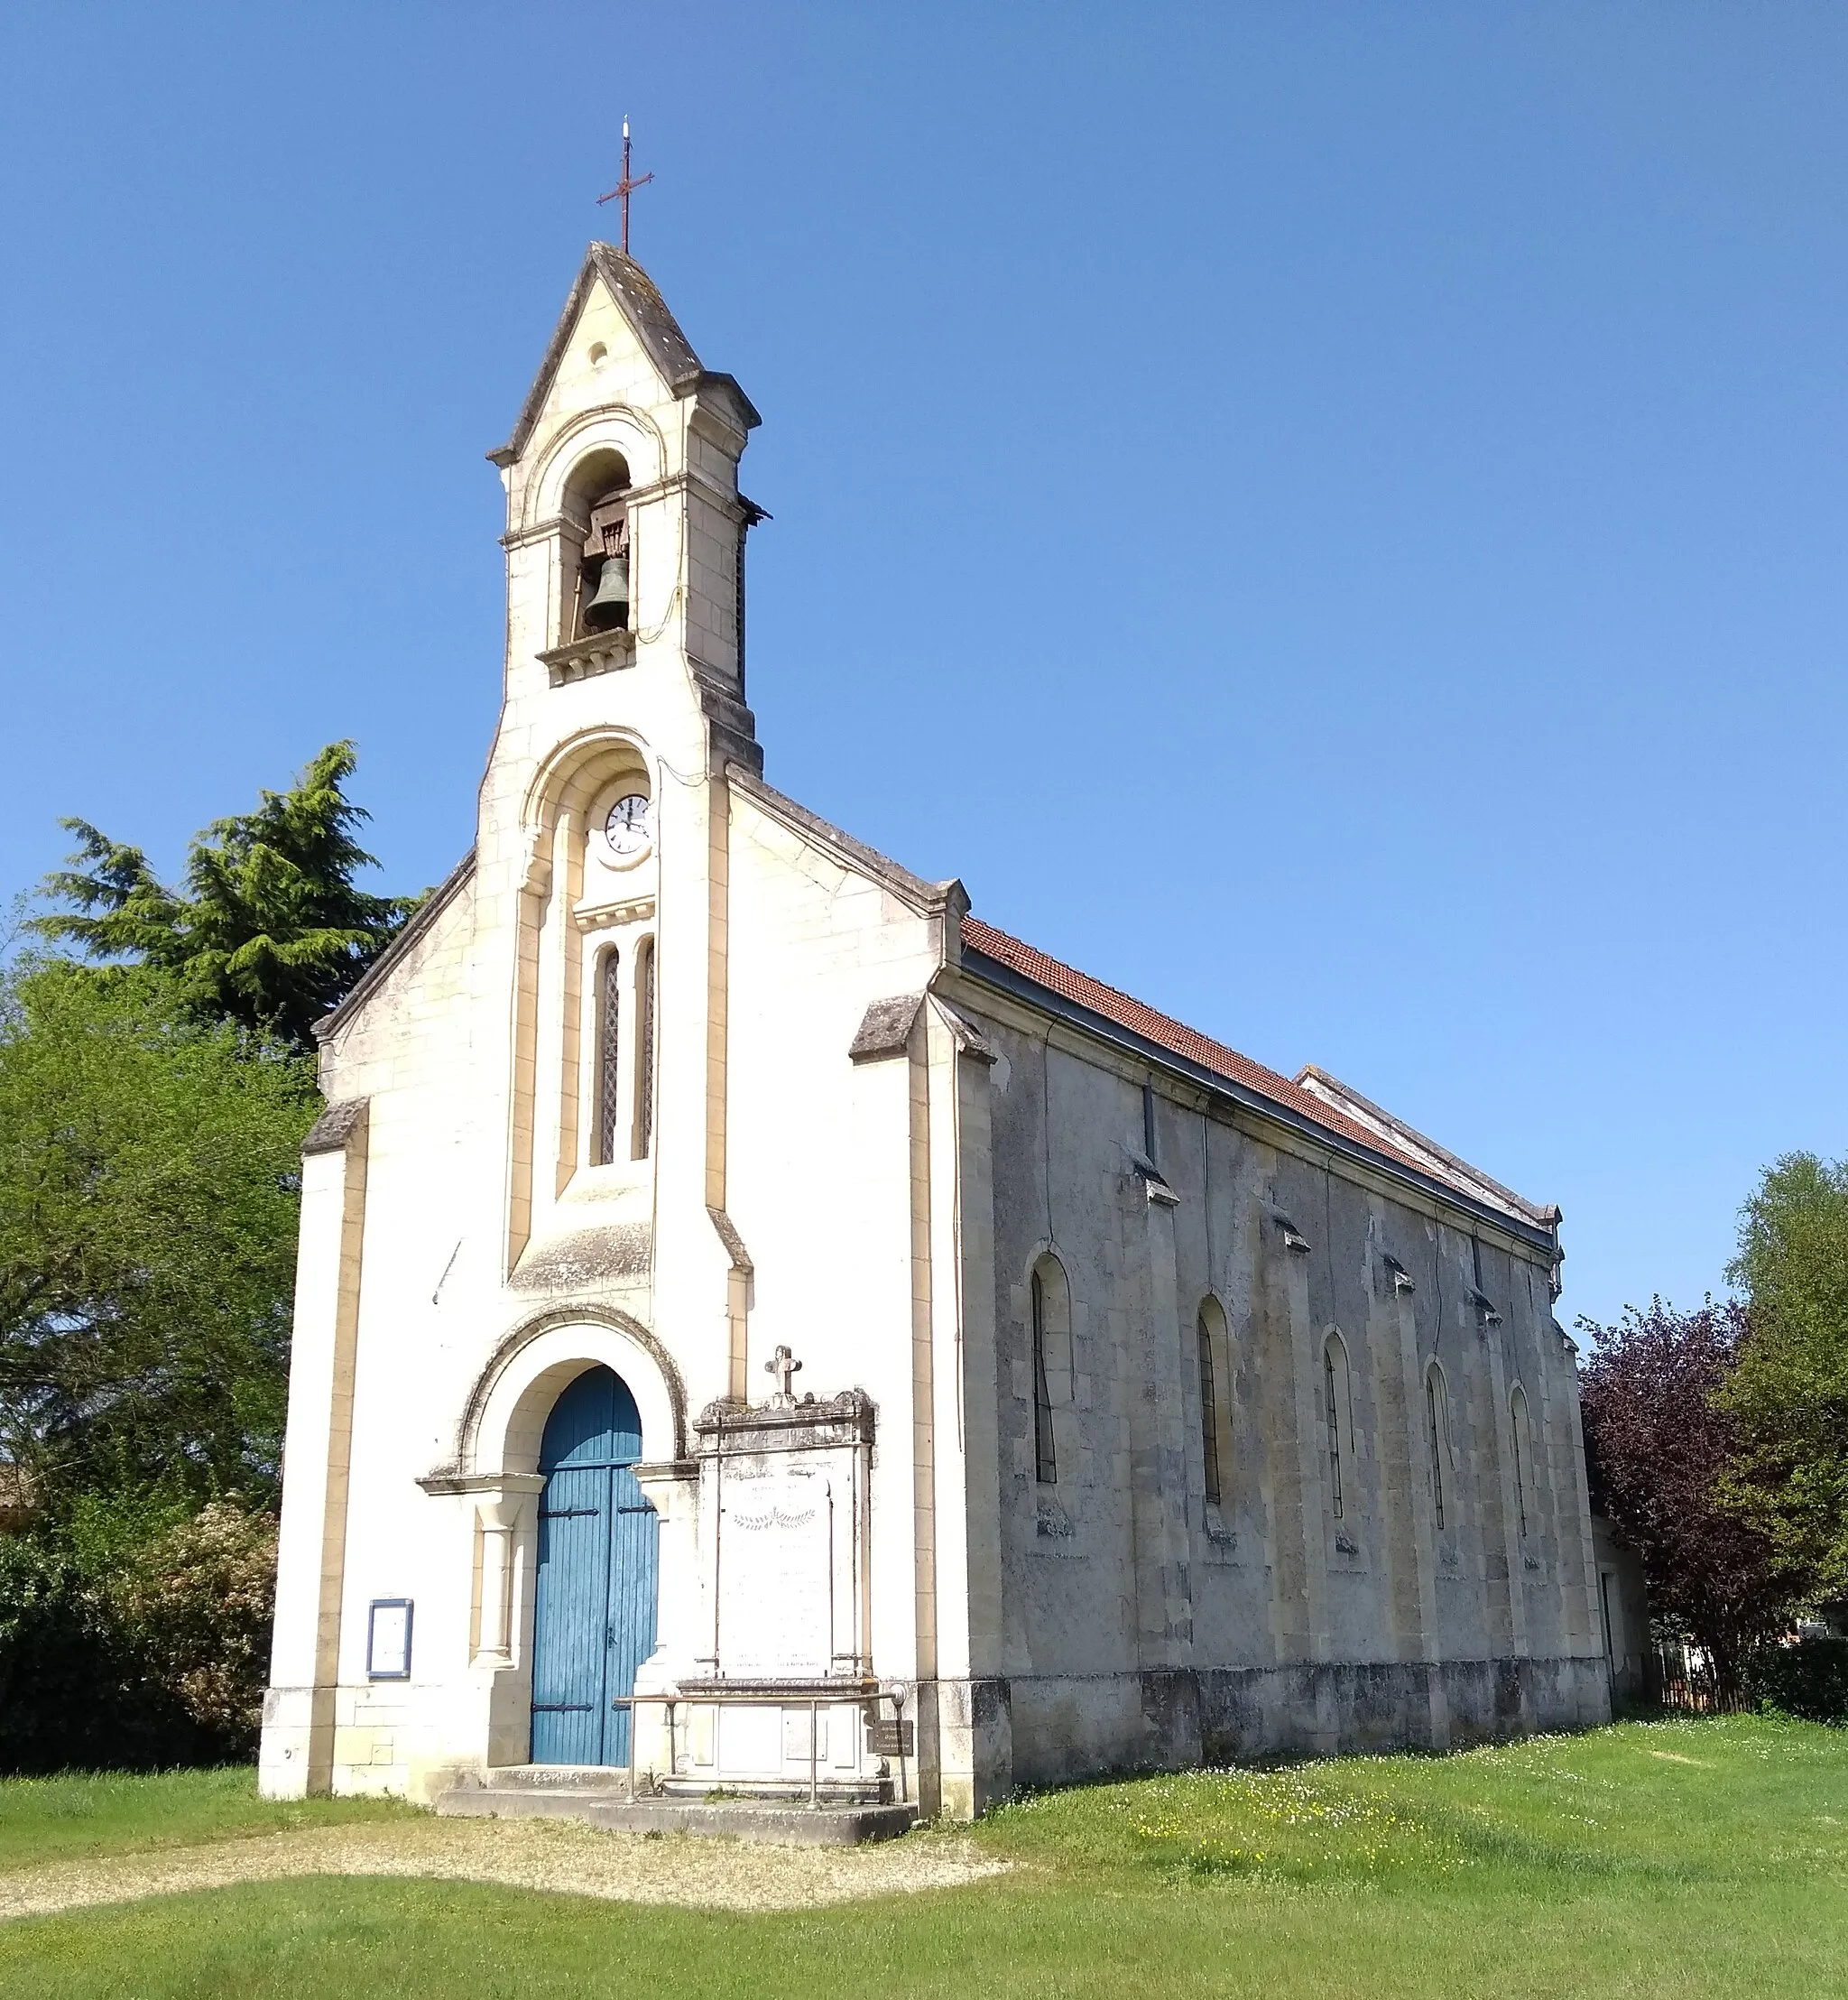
[1576,1298,1796,1696]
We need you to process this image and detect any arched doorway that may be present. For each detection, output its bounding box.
[530,1366,659,1765]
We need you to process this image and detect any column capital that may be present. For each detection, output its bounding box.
[416,1471,547,1499]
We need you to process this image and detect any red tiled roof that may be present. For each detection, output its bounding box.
[959,915,1449,1191]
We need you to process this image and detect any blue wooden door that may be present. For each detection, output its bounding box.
[531,1366,659,1765]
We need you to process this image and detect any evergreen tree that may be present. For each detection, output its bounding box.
[32,741,419,1048]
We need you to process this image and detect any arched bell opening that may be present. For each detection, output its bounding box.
[563,448,633,638]
[529,1364,660,1767]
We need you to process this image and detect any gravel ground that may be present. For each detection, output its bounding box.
[0,1816,1011,1922]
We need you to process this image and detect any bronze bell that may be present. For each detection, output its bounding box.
[582,551,630,632]
[580,489,631,634]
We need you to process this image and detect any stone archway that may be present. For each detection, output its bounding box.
[422,1308,697,1776]
[456,1303,687,1478]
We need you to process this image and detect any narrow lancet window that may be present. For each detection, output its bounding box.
[596,949,622,1165]
[1324,1336,1346,1519]
[1197,1311,1223,1505]
[634,938,656,1159]
[1030,1268,1058,1486]
[1427,1367,1447,1530]
[1510,1386,1531,1537]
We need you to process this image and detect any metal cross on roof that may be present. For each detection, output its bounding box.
[596,117,654,257]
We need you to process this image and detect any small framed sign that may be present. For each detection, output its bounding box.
[865,1718,913,1759]
[366,1598,413,1681]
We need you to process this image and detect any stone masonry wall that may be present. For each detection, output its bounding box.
[963,995,1605,1783]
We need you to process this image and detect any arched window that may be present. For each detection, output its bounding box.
[1323,1330,1352,1519]
[633,937,656,1159]
[1029,1255,1071,1486]
[1425,1362,1451,1531]
[1197,1298,1229,1506]
[1510,1384,1532,1537]
[595,948,622,1164]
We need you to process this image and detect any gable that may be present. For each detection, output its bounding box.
[312,850,476,1050]
[489,244,758,468]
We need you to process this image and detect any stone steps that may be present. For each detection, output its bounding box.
[433,1767,916,1846]
[468,1764,635,1793]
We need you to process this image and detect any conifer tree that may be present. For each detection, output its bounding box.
[32,741,419,1048]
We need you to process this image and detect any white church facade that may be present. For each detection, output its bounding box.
[260,245,1610,1820]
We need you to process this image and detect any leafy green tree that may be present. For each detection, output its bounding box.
[1,745,413,1767]
[0,958,316,1518]
[32,740,418,1048]
[1723,1153,1848,1606]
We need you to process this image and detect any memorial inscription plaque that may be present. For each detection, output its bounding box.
[717,1470,833,1679]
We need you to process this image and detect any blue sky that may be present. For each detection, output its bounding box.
[4,4,1845,1329]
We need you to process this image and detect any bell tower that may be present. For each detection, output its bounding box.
[475,244,766,1412]
[485,242,763,772]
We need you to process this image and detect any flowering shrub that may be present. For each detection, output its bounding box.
[107,1499,276,1743]
[0,1497,275,1772]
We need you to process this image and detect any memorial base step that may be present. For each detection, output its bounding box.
[432,1774,916,1846]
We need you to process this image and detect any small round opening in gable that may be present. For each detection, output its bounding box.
[587,341,608,366]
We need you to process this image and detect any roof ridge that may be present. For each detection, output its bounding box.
[1294,1064,1554,1226]
[959,915,1548,1229]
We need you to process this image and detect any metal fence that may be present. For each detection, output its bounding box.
[614,1687,912,1807]
[1652,1641,1750,1714]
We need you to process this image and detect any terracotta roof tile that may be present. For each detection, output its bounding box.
[959,915,1489,1203]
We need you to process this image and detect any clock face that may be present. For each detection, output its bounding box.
[604,792,651,858]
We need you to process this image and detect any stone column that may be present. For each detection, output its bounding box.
[633,1460,701,1784]
[1262,1213,1331,1678]
[1128,1165,1199,1769]
[411,1470,545,1780]
[845,995,930,1730]
[505,838,550,1273]
[475,1482,544,1665]
[927,1005,1011,1819]
[548,807,586,1198]
[1476,1287,1532,1690]
[1555,1326,1611,1723]
[260,1099,369,1801]
[1380,1252,1446,1748]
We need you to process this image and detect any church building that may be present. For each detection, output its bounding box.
[260,245,1610,1821]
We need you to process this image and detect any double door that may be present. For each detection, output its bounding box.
[531,1457,659,1766]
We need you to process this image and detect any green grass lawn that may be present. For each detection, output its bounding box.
[1,1716,1843,1998]
[0,1765,411,1872]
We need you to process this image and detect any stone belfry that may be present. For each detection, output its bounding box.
[482,243,764,1405]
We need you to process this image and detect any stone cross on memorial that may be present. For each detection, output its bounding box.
[764,1344,802,1408]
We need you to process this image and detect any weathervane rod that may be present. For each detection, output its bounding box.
[596,116,654,257]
